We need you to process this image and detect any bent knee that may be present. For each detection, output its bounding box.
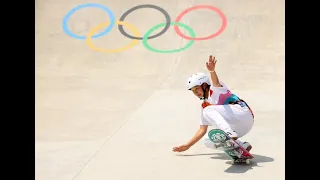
[203,105,214,111]
[202,105,217,115]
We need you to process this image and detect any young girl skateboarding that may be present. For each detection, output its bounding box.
[172,55,254,153]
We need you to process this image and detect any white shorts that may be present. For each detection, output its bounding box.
[201,103,254,147]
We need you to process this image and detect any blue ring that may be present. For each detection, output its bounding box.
[62,3,115,40]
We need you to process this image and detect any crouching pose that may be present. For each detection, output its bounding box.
[172,56,254,153]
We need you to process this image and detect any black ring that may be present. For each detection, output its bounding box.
[118,4,171,40]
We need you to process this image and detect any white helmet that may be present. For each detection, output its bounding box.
[186,72,211,90]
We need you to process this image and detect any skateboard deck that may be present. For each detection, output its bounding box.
[208,129,254,164]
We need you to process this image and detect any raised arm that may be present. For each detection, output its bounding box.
[206,55,222,87]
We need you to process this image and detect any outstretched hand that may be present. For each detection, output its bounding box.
[206,55,217,72]
[172,144,190,152]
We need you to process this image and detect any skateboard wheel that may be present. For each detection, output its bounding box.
[246,159,250,164]
[231,159,235,164]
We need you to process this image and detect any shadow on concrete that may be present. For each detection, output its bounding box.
[211,152,274,173]
[176,152,274,173]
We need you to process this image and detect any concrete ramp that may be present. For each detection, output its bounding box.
[35,0,285,179]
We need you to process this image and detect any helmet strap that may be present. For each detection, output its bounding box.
[200,84,210,100]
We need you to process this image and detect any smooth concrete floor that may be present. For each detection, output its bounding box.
[35,0,285,179]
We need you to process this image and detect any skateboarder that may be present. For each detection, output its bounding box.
[172,55,254,153]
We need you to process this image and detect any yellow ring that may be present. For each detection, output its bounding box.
[86,20,139,53]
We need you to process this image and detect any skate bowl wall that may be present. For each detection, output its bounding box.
[35,0,284,179]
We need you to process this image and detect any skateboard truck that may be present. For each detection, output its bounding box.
[208,129,254,165]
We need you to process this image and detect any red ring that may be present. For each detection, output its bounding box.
[174,5,227,41]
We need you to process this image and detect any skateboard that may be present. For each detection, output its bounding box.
[208,129,254,164]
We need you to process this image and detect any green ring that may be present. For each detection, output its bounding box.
[142,22,195,53]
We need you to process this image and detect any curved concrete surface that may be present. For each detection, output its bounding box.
[35,0,284,179]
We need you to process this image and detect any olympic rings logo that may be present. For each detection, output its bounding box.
[62,3,227,54]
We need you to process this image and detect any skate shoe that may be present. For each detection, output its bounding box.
[241,142,252,152]
[225,130,238,139]
[235,140,252,152]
